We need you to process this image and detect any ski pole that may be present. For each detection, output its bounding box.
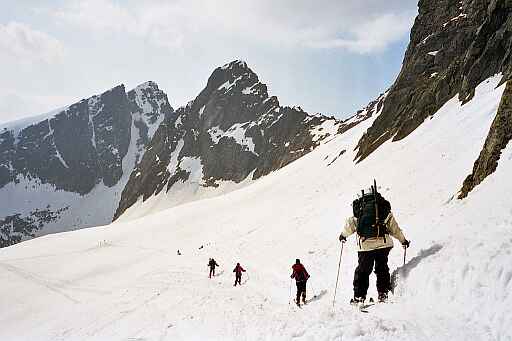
[310,281,316,298]
[288,278,292,305]
[403,246,407,266]
[332,242,344,307]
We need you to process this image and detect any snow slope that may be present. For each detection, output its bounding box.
[0,76,511,340]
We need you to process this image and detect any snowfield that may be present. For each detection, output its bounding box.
[0,76,511,340]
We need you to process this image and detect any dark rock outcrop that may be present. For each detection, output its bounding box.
[114,60,340,219]
[459,81,512,198]
[355,0,512,161]
[0,206,69,247]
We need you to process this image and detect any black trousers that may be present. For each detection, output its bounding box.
[296,281,307,303]
[234,274,242,286]
[353,247,391,298]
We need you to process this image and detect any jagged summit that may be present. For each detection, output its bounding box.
[132,80,160,91]
[215,59,255,82]
[221,59,249,70]
[183,61,272,131]
[199,60,263,108]
[114,60,339,220]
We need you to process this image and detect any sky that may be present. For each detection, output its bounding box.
[0,0,418,123]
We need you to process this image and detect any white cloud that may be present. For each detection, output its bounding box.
[55,0,416,54]
[54,0,187,50]
[0,0,418,124]
[0,22,65,64]
[305,13,415,53]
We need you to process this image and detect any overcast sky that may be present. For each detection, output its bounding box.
[0,0,418,123]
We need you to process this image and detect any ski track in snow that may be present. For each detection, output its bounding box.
[0,76,511,340]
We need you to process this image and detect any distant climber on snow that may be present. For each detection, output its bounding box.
[291,259,310,306]
[339,180,410,304]
[208,258,219,278]
[233,262,246,286]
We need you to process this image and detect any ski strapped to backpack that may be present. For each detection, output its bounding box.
[352,179,391,244]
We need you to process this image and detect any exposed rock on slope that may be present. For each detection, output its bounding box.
[355,0,512,162]
[459,80,512,198]
[114,61,341,219]
[0,82,172,247]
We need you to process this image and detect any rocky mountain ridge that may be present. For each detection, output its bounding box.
[114,60,346,219]
[1,61,352,246]
[0,82,172,246]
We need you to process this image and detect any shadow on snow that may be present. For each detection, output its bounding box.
[391,243,443,293]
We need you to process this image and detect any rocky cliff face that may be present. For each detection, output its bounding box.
[459,80,512,198]
[0,82,172,247]
[114,61,341,219]
[353,0,512,197]
[356,0,512,162]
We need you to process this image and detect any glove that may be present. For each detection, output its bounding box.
[402,239,410,248]
[339,234,347,243]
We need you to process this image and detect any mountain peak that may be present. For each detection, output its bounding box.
[221,59,248,70]
[210,59,258,87]
[193,60,263,112]
[133,81,160,92]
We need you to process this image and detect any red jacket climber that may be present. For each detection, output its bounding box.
[233,263,246,286]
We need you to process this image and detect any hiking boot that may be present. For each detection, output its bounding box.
[378,292,388,303]
[350,296,365,305]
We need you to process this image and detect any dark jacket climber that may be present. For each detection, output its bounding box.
[208,258,219,278]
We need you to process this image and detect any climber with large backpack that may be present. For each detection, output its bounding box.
[339,180,410,304]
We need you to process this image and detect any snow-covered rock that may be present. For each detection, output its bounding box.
[0,83,173,246]
[114,60,342,220]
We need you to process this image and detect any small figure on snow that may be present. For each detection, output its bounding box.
[177,250,181,255]
[208,258,219,278]
[233,262,246,286]
[339,181,410,304]
[291,259,310,306]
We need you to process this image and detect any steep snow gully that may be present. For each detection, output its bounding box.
[0,76,511,340]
